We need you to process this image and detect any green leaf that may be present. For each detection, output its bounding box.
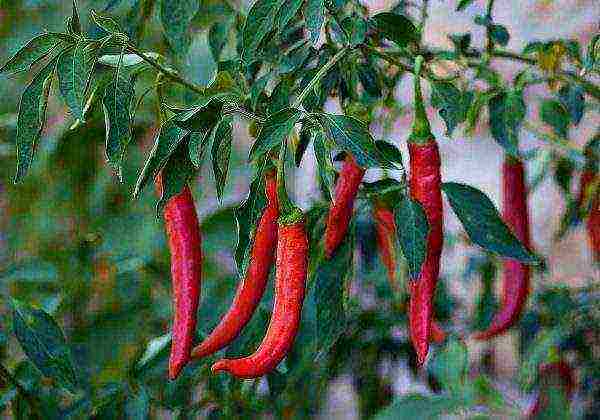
[102,64,135,177]
[540,100,569,138]
[156,141,198,216]
[135,333,171,372]
[442,182,539,263]
[305,0,325,45]
[430,339,468,394]
[173,96,223,133]
[558,84,584,125]
[488,91,525,157]
[209,21,230,62]
[57,40,97,120]
[489,24,509,46]
[456,0,476,11]
[430,81,473,135]
[184,31,218,88]
[371,13,420,47]
[341,16,367,47]
[395,198,429,280]
[375,394,468,420]
[249,108,303,162]
[160,0,198,55]
[125,386,150,420]
[134,118,190,196]
[315,114,390,168]
[279,41,312,74]
[466,90,498,134]
[188,130,212,168]
[211,117,233,201]
[277,0,304,30]
[375,140,403,167]
[98,52,160,67]
[0,32,72,75]
[242,0,281,61]
[314,236,353,360]
[11,299,77,393]
[313,130,336,200]
[90,9,123,34]
[68,0,82,35]
[14,55,58,183]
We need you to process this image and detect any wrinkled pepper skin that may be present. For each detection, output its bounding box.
[192,172,279,359]
[408,140,444,365]
[211,220,308,378]
[528,361,575,418]
[156,176,202,380]
[579,170,600,262]
[324,156,365,258]
[474,158,531,340]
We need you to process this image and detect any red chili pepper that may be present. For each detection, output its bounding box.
[407,56,444,365]
[211,142,308,378]
[430,320,446,344]
[528,360,575,418]
[474,157,530,340]
[156,175,202,379]
[191,171,279,359]
[324,155,365,258]
[578,170,600,263]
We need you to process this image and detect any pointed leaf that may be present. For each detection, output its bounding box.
[211,117,233,201]
[249,107,303,162]
[375,394,468,420]
[160,0,198,55]
[488,91,525,157]
[313,130,336,200]
[430,81,473,136]
[442,182,539,263]
[540,99,570,138]
[68,0,82,34]
[395,197,429,280]
[242,0,281,61]
[305,0,325,45]
[0,33,73,75]
[57,40,97,119]
[371,13,420,47]
[188,130,212,168]
[91,9,123,34]
[156,141,198,216]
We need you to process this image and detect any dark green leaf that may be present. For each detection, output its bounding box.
[295,123,313,166]
[375,394,468,420]
[540,100,569,138]
[269,79,293,114]
[375,140,403,167]
[558,84,584,125]
[313,130,336,200]
[371,13,420,47]
[249,108,303,162]
[156,141,198,215]
[395,198,429,280]
[68,0,82,34]
[430,339,468,394]
[242,0,281,61]
[11,299,77,393]
[279,41,312,74]
[305,0,325,46]
[430,81,473,135]
[125,386,150,420]
[488,91,525,157]
[211,117,233,201]
[314,236,353,359]
[188,130,212,168]
[14,55,58,183]
[358,63,382,98]
[456,0,476,11]
[0,33,72,75]
[250,72,272,110]
[160,0,198,55]
[134,118,190,196]
[173,96,223,133]
[315,114,390,168]
[209,21,230,62]
[341,16,367,47]
[442,182,539,263]
[489,24,509,46]
[184,31,218,88]
[57,40,97,120]
[90,9,123,34]
[277,0,304,30]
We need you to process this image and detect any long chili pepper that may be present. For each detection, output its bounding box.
[407,56,444,365]
[578,139,599,262]
[156,175,203,380]
[324,155,366,258]
[373,202,446,344]
[528,360,575,418]
[212,142,308,378]
[191,171,279,359]
[474,156,531,340]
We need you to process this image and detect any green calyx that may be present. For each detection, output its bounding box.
[408,55,433,145]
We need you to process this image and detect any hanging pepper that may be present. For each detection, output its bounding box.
[192,171,279,359]
[324,155,366,258]
[528,360,575,418]
[474,156,531,340]
[407,56,444,365]
[578,137,599,262]
[212,141,308,378]
[156,175,202,379]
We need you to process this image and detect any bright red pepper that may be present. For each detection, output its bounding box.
[324,155,365,258]
[191,171,279,359]
[474,157,530,340]
[578,170,600,263]
[407,56,444,365]
[156,176,202,379]
[528,360,575,418]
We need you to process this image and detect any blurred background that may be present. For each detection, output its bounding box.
[0,0,598,418]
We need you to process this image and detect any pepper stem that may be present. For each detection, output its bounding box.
[409,56,433,145]
[276,139,303,225]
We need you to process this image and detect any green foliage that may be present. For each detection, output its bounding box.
[395,197,429,280]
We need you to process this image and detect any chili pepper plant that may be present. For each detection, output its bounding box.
[0,0,598,418]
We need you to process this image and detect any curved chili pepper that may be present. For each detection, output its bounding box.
[528,360,575,418]
[578,170,600,263]
[156,176,202,379]
[191,171,278,359]
[324,155,365,258]
[407,56,444,365]
[474,157,531,340]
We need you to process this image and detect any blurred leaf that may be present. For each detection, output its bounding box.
[136,333,171,373]
[278,0,304,30]
[160,0,199,55]
[295,123,312,166]
[125,386,150,419]
[211,116,233,201]
[471,375,507,411]
[431,81,473,136]
[242,0,281,61]
[456,0,476,11]
[14,54,58,183]
[184,31,218,88]
[249,108,302,162]
[371,13,420,47]
[488,91,525,158]
[341,16,367,47]
[540,100,569,138]
[11,299,77,393]
[0,33,72,75]
[305,0,325,45]
[558,84,584,125]
[395,197,429,280]
[430,339,468,394]
[57,40,97,120]
[209,21,230,62]
[91,9,124,34]
[466,90,497,135]
[156,141,198,215]
[375,394,468,420]
[442,182,539,263]
[489,24,509,47]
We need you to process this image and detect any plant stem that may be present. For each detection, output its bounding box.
[292,46,350,109]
